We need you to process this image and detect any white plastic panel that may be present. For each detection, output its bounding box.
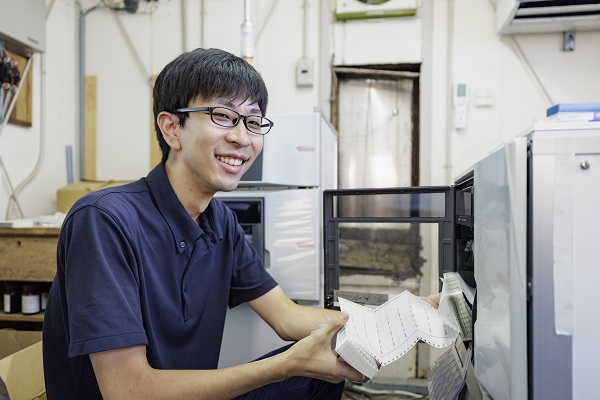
[572,152,600,399]
[263,188,320,301]
[241,112,322,187]
[473,138,528,400]
[333,17,422,65]
[217,188,321,302]
[319,116,338,192]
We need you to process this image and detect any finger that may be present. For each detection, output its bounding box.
[424,292,441,308]
[336,358,366,382]
[345,368,370,383]
[324,311,349,335]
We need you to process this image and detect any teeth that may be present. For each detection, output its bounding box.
[217,156,243,166]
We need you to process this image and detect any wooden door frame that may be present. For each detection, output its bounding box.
[330,65,421,186]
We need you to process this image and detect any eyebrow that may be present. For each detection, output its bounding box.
[218,100,262,116]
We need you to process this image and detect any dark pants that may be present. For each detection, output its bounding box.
[234,344,346,400]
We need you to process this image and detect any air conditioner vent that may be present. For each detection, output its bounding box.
[497,0,600,34]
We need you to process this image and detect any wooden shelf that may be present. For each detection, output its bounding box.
[0,311,44,323]
[0,227,56,327]
[0,227,59,282]
[0,227,60,236]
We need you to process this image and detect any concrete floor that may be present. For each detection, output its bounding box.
[343,391,428,400]
[342,382,429,400]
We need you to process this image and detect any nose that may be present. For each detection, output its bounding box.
[225,119,252,147]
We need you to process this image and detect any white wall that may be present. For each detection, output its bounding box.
[0,0,79,218]
[1,0,599,219]
[80,0,325,180]
[0,0,598,383]
[425,0,600,184]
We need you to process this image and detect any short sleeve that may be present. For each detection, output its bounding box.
[60,205,148,357]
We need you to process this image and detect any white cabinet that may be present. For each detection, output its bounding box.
[0,0,46,53]
[473,121,600,400]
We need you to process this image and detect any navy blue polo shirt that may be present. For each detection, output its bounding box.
[42,162,278,399]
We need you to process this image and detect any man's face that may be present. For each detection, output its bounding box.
[172,97,265,195]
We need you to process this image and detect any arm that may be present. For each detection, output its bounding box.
[90,309,364,400]
[248,286,442,342]
[90,343,288,400]
[248,286,339,341]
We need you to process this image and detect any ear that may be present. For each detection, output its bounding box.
[157,111,182,151]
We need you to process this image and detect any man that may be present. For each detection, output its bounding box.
[43,48,438,399]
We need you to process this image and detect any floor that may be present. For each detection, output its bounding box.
[342,382,429,400]
[343,391,428,400]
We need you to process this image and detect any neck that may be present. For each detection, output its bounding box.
[164,159,213,221]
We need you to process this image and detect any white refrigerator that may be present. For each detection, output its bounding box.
[473,121,600,400]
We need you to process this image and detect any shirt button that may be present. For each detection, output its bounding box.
[179,241,186,248]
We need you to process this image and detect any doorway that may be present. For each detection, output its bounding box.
[330,65,436,382]
[331,66,420,189]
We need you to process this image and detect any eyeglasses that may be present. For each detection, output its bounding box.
[175,106,274,135]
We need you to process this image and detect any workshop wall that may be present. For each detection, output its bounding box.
[0,0,599,221]
[79,0,328,181]
[0,0,78,219]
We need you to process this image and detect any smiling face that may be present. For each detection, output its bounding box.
[158,96,264,215]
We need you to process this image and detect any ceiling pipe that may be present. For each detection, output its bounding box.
[241,0,254,63]
[200,0,205,48]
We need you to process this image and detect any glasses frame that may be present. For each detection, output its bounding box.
[175,106,274,135]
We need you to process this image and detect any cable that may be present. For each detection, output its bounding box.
[0,55,33,219]
[255,0,279,44]
[508,36,554,106]
[0,156,24,219]
[111,11,152,84]
[80,0,105,16]
[483,0,554,107]
[342,392,364,400]
[7,53,47,220]
[344,388,372,400]
[345,382,426,399]
[302,0,309,59]
[445,0,455,184]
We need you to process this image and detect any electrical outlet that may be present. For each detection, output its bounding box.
[296,58,314,87]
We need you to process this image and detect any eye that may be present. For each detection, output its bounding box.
[246,116,262,128]
[212,110,232,122]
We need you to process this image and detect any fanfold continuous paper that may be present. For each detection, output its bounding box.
[336,290,460,378]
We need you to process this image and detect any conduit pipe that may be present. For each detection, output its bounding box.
[241,0,254,63]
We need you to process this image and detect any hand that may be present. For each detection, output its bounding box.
[282,311,369,384]
[423,292,441,308]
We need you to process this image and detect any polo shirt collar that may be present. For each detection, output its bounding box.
[145,162,223,254]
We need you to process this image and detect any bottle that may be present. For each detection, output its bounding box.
[3,282,22,314]
[21,284,41,315]
[40,283,50,311]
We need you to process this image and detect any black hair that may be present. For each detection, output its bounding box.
[152,48,269,161]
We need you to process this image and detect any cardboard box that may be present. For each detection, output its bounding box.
[56,180,130,213]
[0,330,45,399]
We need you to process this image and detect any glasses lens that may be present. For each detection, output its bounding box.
[246,115,271,135]
[210,107,238,127]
